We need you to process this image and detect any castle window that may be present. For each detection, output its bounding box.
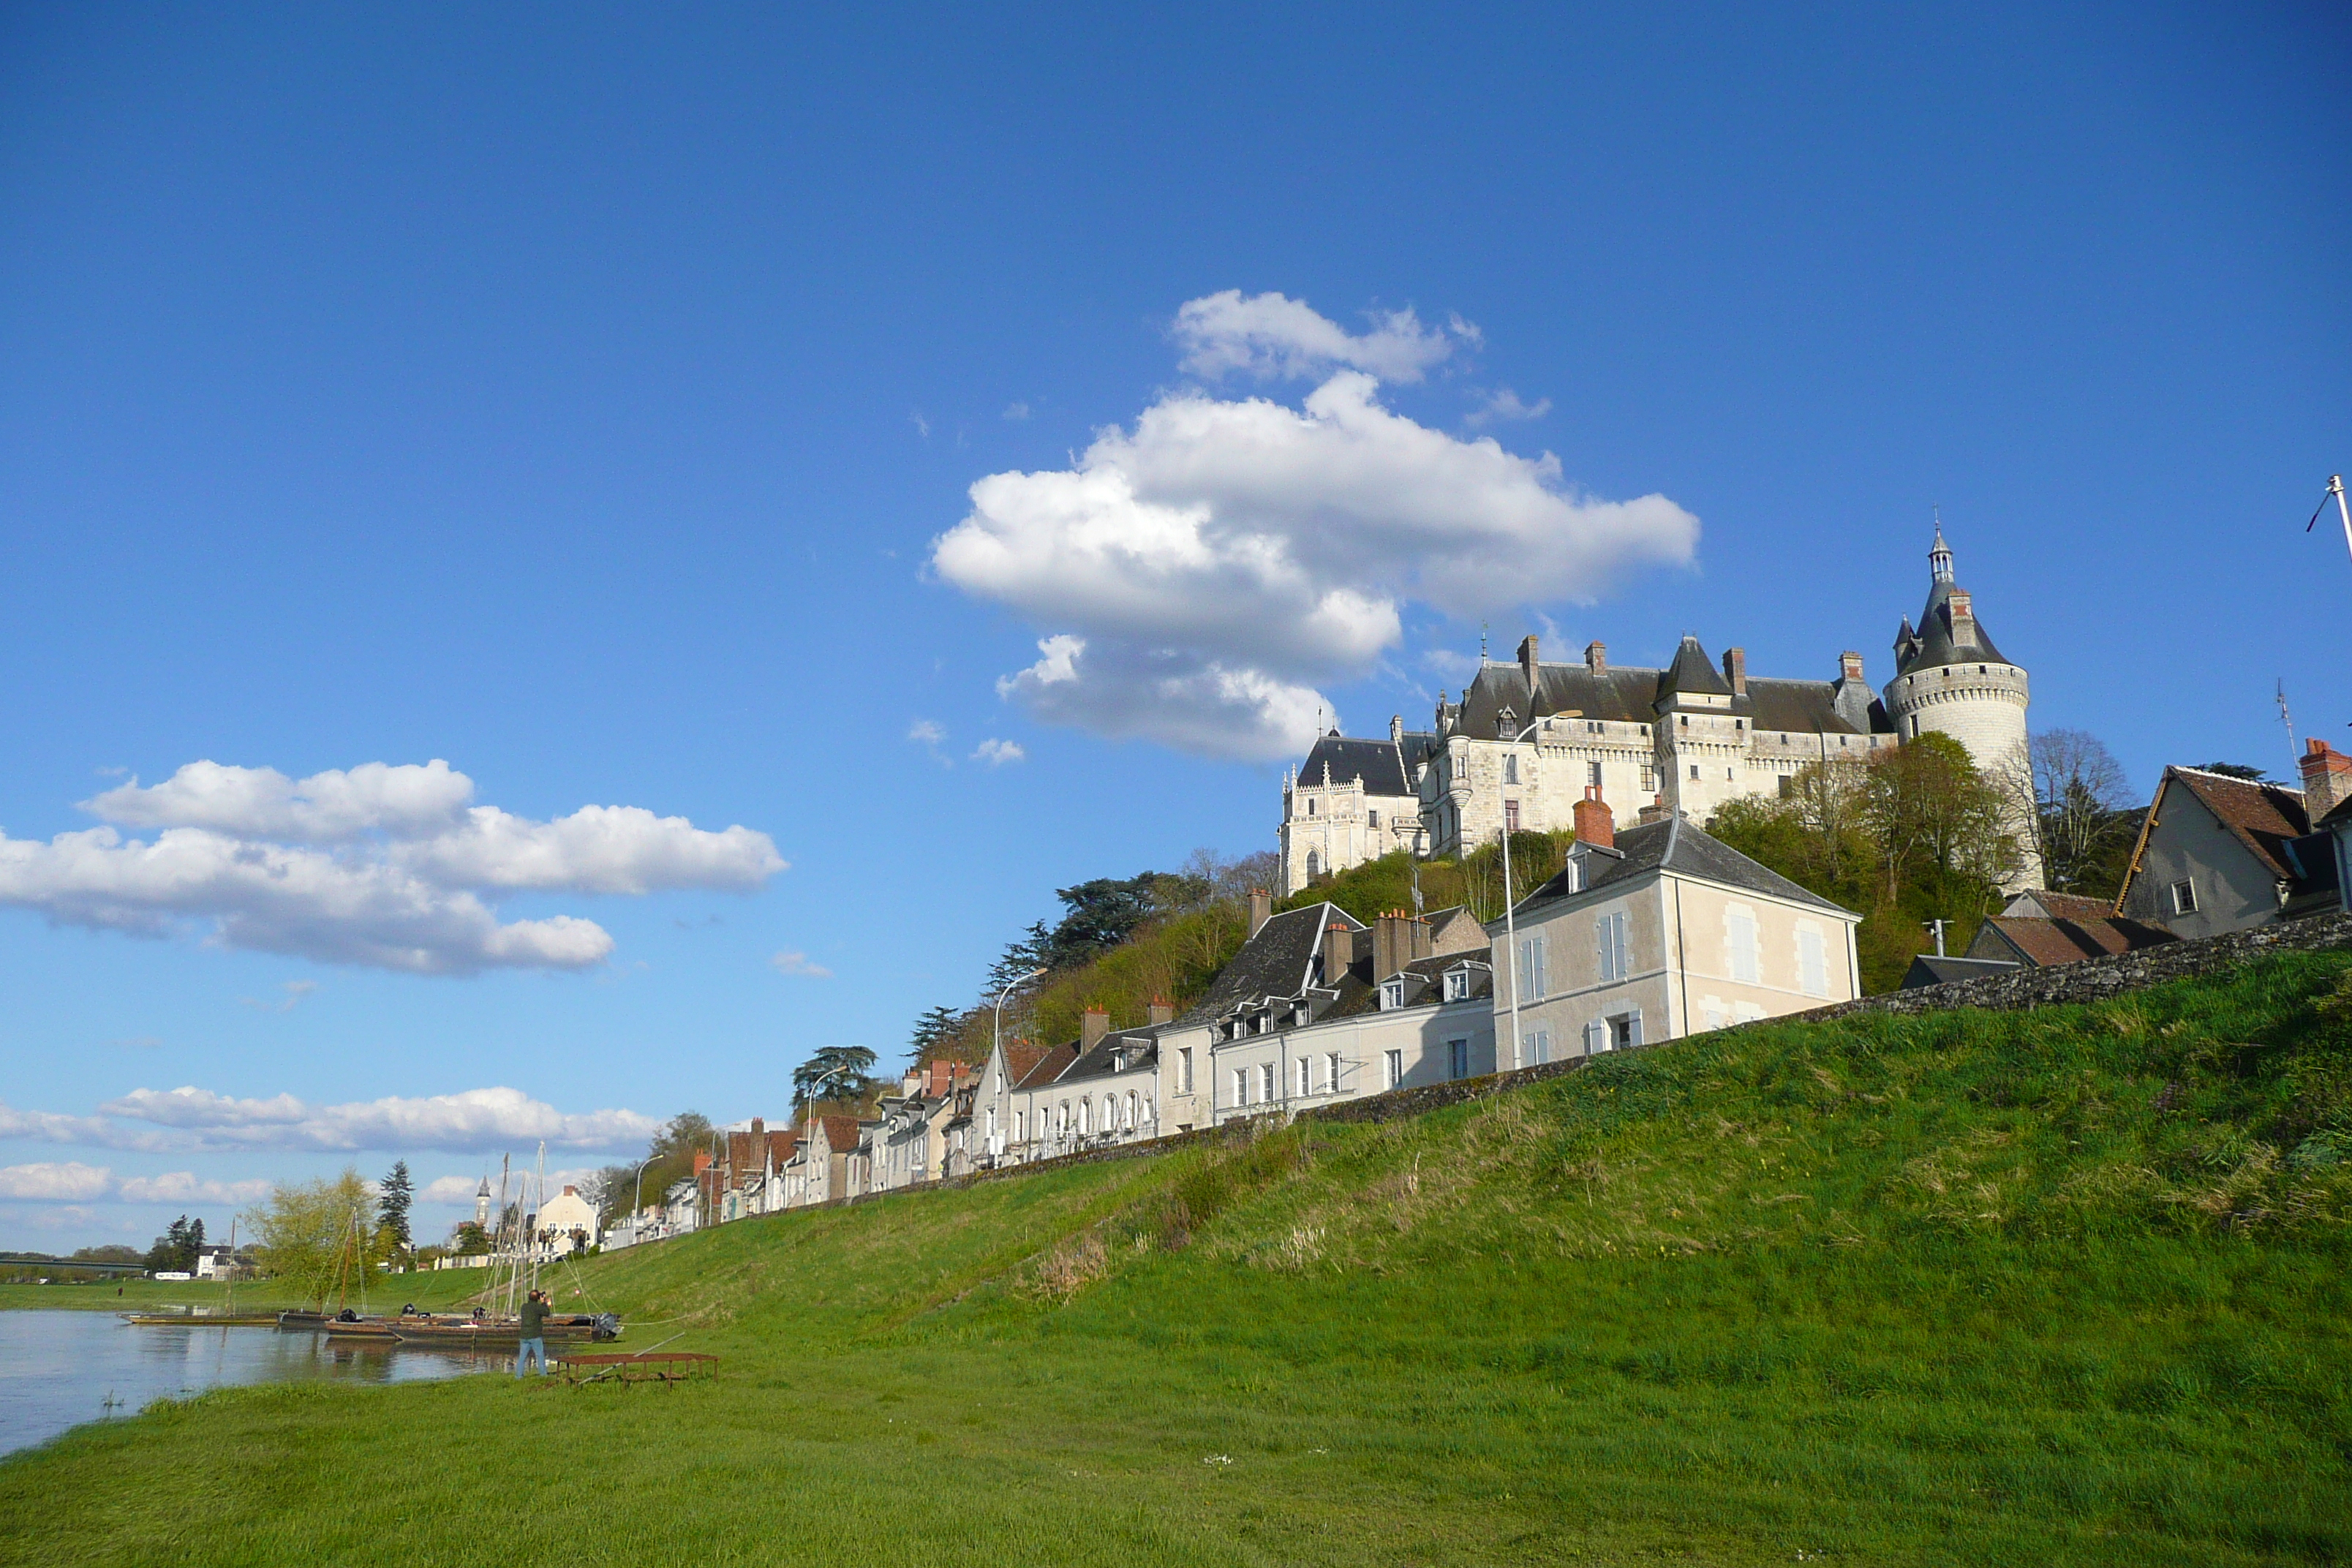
[1640,766,1656,792]
[1779,776,1795,800]
[1588,761,1602,788]
[1505,800,1520,832]
[1504,755,1519,785]
[1307,797,1317,815]
[1368,809,1379,829]
[1689,765,1700,780]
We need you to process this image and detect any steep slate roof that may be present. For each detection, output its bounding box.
[1512,813,1857,921]
[2163,768,2313,882]
[1058,1028,1161,1085]
[1178,903,1359,1024]
[1011,1041,1080,1090]
[1297,731,1437,797]
[1968,916,2179,968]
[1893,540,2009,675]
[1901,954,2020,989]
[1450,649,1882,739]
[1316,951,1493,1022]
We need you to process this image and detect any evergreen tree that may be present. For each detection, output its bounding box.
[377,1160,414,1258]
[908,1004,965,1061]
[792,1044,878,1108]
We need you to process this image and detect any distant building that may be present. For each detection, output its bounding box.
[1278,722,1439,895]
[532,1185,600,1257]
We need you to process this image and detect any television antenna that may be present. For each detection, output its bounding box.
[2277,679,2296,769]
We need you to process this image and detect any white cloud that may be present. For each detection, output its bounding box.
[80,1085,659,1154]
[0,1102,117,1145]
[932,303,1699,761]
[242,980,318,1013]
[1003,402,1030,421]
[906,719,946,745]
[0,1161,114,1201]
[997,638,1329,761]
[115,1171,273,1205]
[0,760,783,975]
[1466,387,1552,426]
[970,738,1025,766]
[769,949,832,978]
[1172,290,1471,384]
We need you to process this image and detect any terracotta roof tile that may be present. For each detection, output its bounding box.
[1974,916,2179,968]
[2166,768,2311,882]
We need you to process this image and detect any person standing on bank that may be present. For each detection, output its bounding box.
[516,1289,551,1378]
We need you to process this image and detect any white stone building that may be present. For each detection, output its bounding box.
[1493,794,1864,1067]
[1284,525,2042,893]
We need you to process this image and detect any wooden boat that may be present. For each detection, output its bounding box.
[278,1309,331,1330]
[384,1312,619,1346]
[124,1311,282,1327]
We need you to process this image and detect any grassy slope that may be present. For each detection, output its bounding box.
[7,954,2352,1567]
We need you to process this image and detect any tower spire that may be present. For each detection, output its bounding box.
[1929,505,1954,584]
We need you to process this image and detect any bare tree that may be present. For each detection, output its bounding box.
[2031,730,2134,894]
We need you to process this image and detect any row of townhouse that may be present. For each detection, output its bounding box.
[674,791,1861,1233]
[969,791,1863,1166]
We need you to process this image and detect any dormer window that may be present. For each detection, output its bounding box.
[1379,979,1405,1011]
[1444,969,1469,1003]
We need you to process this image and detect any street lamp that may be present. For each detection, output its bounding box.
[626,1155,657,1245]
[799,1063,857,1204]
[1496,718,1539,1071]
[992,967,1047,1161]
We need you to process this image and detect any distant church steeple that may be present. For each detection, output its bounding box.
[1929,507,1954,585]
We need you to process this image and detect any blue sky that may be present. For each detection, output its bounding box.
[3,3,2346,1250]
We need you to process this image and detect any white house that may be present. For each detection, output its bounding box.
[1493,790,1862,1066]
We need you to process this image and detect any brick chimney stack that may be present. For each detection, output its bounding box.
[1147,996,1175,1026]
[1371,908,1432,983]
[1248,887,1271,938]
[1585,640,1607,676]
[1722,647,1747,696]
[1839,650,1866,682]
[1948,589,1975,641]
[1573,785,1614,849]
[1637,794,1667,826]
[1322,922,1356,987]
[1081,1008,1110,1049]
[2301,739,2352,823]
[1517,634,1540,709]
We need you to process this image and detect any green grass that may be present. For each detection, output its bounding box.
[8,953,2352,1566]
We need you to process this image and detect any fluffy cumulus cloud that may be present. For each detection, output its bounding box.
[0,1162,271,1205]
[0,761,783,974]
[970,738,1025,766]
[932,295,1699,761]
[0,1162,116,1202]
[769,949,832,978]
[0,1085,656,1156]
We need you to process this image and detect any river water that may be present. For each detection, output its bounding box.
[0,1310,501,1460]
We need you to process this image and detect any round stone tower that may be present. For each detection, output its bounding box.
[1884,522,2043,889]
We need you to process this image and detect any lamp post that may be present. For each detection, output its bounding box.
[799,1064,856,1206]
[626,1155,657,1245]
[992,967,1047,1160]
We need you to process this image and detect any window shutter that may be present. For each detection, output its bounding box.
[1627,1009,1643,1048]
[1596,917,1612,981]
[1584,1019,1605,1055]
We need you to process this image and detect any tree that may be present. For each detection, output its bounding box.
[908,1004,965,1062]
[2031,729,2138,896]
[451,1221,492,1256]
[793,1045,878,1108]
[2200,762,2268,780]
[376,1161,414,1264]
[145,1215,204,1274]
[244,1169,373,1306]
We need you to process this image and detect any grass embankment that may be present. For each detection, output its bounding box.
[8,954,2352,1566]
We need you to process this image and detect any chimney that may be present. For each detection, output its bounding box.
[1390,714,1403,745]
[693,1150,711,1175]
[1248,887,1272,938]
[750,1117,764,1139]
[1372,909,1431,982]
[1081,1007,1110,1049]
[1585,640,1606,676]
[1322,921,1356,987]
[1948,590,1975,643]
[562,1185,578,1196]
[1147,995,1175,1026]
[1722,647,1747,696]
[2301,739,2352,823]
[1839,649,1865,683]
[1637,794,1667,826]
[1517,634,1540,706]
[1574,785,1614,849]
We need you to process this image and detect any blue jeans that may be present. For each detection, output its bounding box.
[516,1336,548,1377]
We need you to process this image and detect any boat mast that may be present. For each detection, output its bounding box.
[528,1141,547,1301]
[494,1153,513,1318]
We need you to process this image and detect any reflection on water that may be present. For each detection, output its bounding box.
[0,1310,498,1460]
